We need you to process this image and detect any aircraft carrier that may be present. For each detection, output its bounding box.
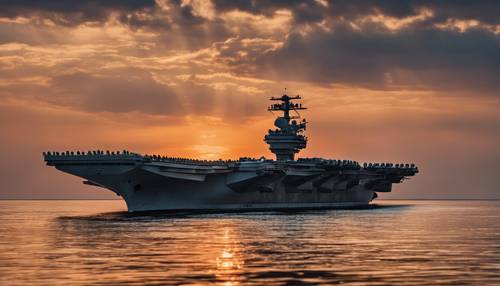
[44,94,419,212]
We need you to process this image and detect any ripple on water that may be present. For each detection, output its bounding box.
[0,200,499,285]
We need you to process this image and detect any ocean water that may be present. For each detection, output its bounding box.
[0,200,499,285]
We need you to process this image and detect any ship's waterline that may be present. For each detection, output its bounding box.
[44,94,418,212]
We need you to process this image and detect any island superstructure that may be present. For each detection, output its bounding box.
[44,93,419,212]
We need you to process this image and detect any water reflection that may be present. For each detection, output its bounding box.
[213,228,244,285]
[0,200,499,285]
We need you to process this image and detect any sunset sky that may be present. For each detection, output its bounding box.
[0,0,498,199]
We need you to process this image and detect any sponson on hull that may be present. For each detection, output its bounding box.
[44,94,419,212]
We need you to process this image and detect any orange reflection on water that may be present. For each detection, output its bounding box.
[1,201,500,285]
[213,227,244,285]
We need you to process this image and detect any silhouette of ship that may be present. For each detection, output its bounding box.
[44,93,419,212]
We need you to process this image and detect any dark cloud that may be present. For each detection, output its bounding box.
[0,0,234,50]
[0,0,156,26]
[1,0,499,94]
[420,0,500,26]
[218,23,500,94]
[117,0,207,31]
[213,0,500,25]
[0,0,207,31]
[2,0,499,29]
[212,1,500,94]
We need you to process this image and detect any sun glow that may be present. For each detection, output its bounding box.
[212,227,244,285]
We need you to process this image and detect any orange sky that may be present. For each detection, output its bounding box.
[0,1,499,199]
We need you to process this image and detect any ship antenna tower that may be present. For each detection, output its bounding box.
[264,92,308,161]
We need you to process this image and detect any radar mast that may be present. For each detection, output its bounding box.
[264,92,308,161]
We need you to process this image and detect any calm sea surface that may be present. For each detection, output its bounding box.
[0,200,499,285]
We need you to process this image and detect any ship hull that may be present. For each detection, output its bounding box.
[45,153,416,213]
[50,161,375,212]
[116,179,375,213]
